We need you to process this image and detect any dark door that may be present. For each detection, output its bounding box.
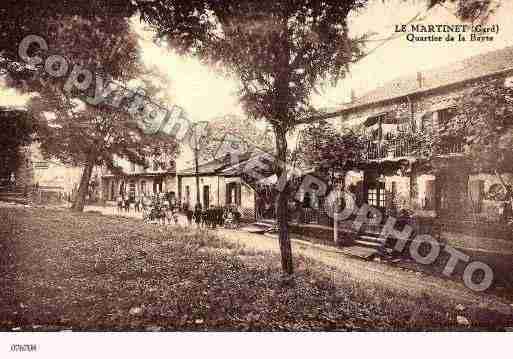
[439,172,468,218]
[110,181,115,201]
[203,185,210,208]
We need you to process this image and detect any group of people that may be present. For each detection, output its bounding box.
[116,196,143,213]
[115,195,243,228]
[116,194,180,225]
[184,203,241,229]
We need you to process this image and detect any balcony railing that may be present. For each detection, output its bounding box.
[438,141,465,155]
[367,137,419,160]
[366,136,464,160]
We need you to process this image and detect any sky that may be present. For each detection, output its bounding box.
[1,0,513,168]
[133,0,513,117]
[3,0,513,115]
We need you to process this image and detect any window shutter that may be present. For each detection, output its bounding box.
[226,183,232,204]
[236,183,242,206]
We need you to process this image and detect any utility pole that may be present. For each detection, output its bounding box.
[194,144,200,207]
[190,123,203,208]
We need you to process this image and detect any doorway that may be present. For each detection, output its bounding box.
[203,185,210,208]
[153,178,163,194]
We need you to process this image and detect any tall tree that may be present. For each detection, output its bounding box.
[14,14,177,212]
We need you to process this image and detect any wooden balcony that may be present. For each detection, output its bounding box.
[437,141,465,155]
[366,136,464,160]
[366,137,418,160]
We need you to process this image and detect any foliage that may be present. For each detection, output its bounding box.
[419,79,513,199]
[0,0,137,80]
[450,79,513,175]
[198,114,275,162]
[0,109,35,179]
[17,15,177,211]
[429,0,497,22]
[295,120,366,178]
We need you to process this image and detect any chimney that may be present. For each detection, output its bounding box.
[350,89,356,102]
[417,71,423,88]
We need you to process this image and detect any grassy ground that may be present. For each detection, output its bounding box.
[274,224,513,301]
[0,206,512,331]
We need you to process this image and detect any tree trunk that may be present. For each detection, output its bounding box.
[72,153,95,212]
[274,126,293,275]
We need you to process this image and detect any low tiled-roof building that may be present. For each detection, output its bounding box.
[177,154,260,220]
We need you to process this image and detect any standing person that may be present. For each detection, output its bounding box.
[141,195,148,213]
[233,207,241,227]
[172,206,179,225]
[209,205,216,229]
[117,196,123,213]
[225,208,234,229]
[201,206,208,228]
[185,203,193,226]
[218,206,224,227]
[194,203,202,228]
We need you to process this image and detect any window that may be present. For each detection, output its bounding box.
[34,161,49,169]
[129,181,136,200]
[420,112,434,132]
[368,188,377,206]
[141,181,146,195]
[424,180,436,210]
[365,112,396,141]
[226,182,241,205]
[367,183,385,208]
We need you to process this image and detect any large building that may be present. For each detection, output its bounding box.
[317,46,513,238]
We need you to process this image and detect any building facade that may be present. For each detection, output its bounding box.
[177,156,257,220]
[100,156,177,203]
[326,46,513,228]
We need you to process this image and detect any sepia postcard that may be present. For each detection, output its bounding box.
[1,0,512,357]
